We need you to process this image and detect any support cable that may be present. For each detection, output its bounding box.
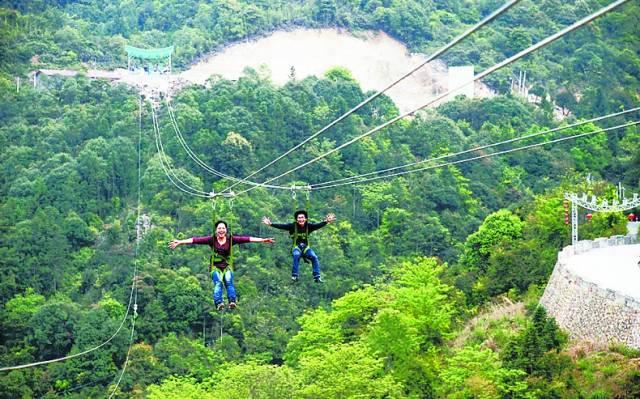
[312,121,639,190]
[150,101,212,198]
[107,295,137,398]
[0,276,136,371]
[107,95,145,398]
[164,97,292,190]
[0,97,146,373]
[310,107,640,188]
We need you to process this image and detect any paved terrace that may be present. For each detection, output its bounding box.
[566,244,640,301]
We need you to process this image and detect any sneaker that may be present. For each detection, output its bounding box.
[291,275,299,283]
[216,303,225,311]
[228,302,237,310]
[314,276,324,284]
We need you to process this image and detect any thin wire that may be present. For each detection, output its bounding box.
[165,97,229,180]
[311,107,640,188]
[164,97,291,190]
[108,96,145,398]
[221,0,522,193]
[0,278,136,371]
[107,304,137,398]
[0,98,147,373]
[313,121,639,190]
[234,0,631,197]
[152,101,209,196]
[38,373,117,399]
[150,101,211,198]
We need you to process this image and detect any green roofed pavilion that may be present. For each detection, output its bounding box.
[125,45,174,73]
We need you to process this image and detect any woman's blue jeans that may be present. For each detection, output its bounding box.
[292,247,320,278]
[211,268,236,306]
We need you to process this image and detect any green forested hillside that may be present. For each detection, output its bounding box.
[1,1,639,398]
[2,0,639,116]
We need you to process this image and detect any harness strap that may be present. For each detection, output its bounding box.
[210,235,234,272]
[292,223,310,252]
[291,187,312,252]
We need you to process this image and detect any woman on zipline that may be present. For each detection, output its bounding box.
[169,220,274,311]
[262,210,335,283]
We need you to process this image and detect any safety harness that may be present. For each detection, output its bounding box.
[210,235,234,273]
[292,222,311,255]
[291,187,312,258]
[209,195,235,273]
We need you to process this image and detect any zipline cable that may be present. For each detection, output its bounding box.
[157,100,303,196]
[150,101,212,198]
[312,120,639,189]
[220,0,523,193]
[152,101,209,196]
[233,0,631,197]
[164,97,293,190]
[107,291,137,398]
[310,107,640,188]
[165,97,231,180]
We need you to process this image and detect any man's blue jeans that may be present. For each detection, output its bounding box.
[292,247,320,278]
[212,268,236,306]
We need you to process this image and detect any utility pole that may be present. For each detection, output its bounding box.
[618,181,624,200]
[518,70,523,94]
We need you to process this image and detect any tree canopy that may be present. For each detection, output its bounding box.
[1,0,639,397]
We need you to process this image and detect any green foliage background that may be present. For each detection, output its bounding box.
[0,0,639,398]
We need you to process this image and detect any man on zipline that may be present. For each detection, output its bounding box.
[169,220,274,311]
[262,210,336,283]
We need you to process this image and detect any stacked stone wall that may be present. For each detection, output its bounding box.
[540,234,640,348]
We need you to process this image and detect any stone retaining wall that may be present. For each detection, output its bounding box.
[540,234,640,348]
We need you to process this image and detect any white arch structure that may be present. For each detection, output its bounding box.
[565,190,640,250]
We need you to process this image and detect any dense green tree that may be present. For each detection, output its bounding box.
[380,208,453,259]
[63,211,96,248]
[298,340,402,398]
[503,306,566,376]
[209,362,299,399]
[146,376,213,399]
[29,300,79,360]
[115,343,169,393]
[1,3,639,395]
[458,209,524,273]
[452,209,524,304]
[438,345,531,399]
[1,288,45,346]
[153,333,221,381]
[156,268,209,333]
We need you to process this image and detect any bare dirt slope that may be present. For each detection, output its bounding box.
[38,28,492,111]
[179,28,492,113]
